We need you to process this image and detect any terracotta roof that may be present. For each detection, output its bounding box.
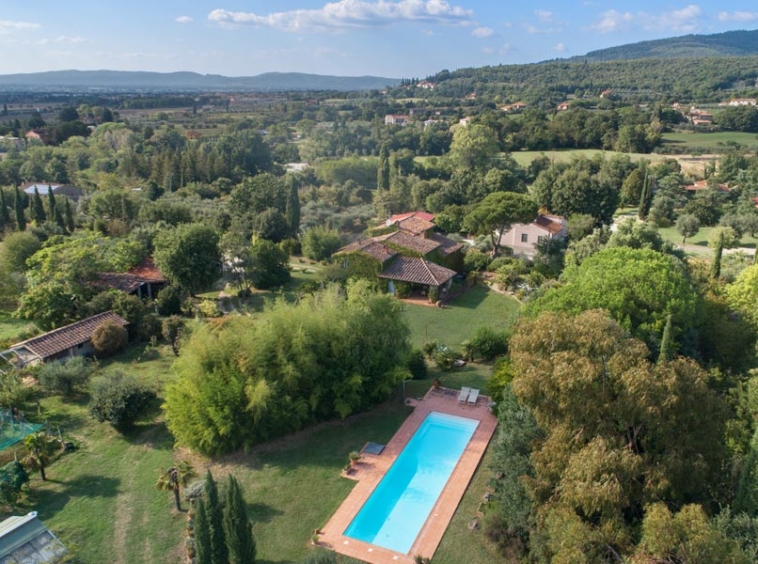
[127,257,165,281]
[379,256,457,287]
[684,180,729,192]
[336,240,397,263]
[384,231,440,255]
[396,216,435,236]
[15,311,128,360]
[534,215,566,235]
[95,273,146,293]
[428,233,464,256]
[386,211,435,224]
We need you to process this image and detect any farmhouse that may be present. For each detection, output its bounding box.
[684,179,729,193]
[0,511,66,564]
[96,257,167,299]
[384,114,410,126]
[499,214,568,258]
[0,312,128,370]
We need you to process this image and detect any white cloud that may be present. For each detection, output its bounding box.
[523,23,560,34]
[37,35,87,46]
[588,4,703,34]
[718,11,758,22]
[554,42,566,52]
[471,26,494,38]
[0,20,40,31]
[534,9,554,22]
[208,0,473,32]
[176,16,194,24]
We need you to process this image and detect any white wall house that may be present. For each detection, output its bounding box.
[498,215,568,258]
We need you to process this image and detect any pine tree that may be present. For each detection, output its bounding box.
[285,178,300,238]
[14,186,26,232]
[223,475,256,564]
[31,187,46,226]
[194,496,213,564]
[46,185,56,219]
[377,143,390,191]
[204,470,229,564]
[64,198,75,233]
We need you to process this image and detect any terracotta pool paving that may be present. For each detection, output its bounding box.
[317,387,498,564]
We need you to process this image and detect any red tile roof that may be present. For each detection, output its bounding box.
[15,311,128,360]
[379,256,457,287]
[336,240,397,263]
[396,216,435,236]
[684,179,729,192]
[384,231,440,255]
[428,233,464,256]
[127,257,165,281]
[386,211,435,224]
[534,215,566,235]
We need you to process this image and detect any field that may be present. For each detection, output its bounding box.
[0,283,519,564]
[508,149,670,167]
[660,130,758,150]
[656,224,758,255]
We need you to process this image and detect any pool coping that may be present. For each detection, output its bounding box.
[317,387,498,564]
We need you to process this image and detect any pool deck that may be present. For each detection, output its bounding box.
[317,386,498,564]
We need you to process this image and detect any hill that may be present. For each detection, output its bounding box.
[0,70,400,92]
[577,29,758,61]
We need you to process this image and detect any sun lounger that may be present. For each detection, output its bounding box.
[468,388,480,405]
[458,387,470,403]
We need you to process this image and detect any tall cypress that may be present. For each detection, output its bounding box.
[637,173,652,220]
[285,178,300,238]
[54,206,66,233]
[46,185,56,219]
[31,187,46,226]
[194,496,213,564]
[711,231,724,280]
[14,186,26,231]
[377,143,390,191]
[204,470,229,564]
[0,188,10,227]
[223,475,256,564]
[658,313,673,364]
[64,198,75,233]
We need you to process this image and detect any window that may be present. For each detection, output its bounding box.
[520,233,528,243]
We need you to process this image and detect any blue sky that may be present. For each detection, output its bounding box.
[0,1,757,77]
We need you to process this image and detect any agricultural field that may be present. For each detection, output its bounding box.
[508,149,670,167]
[660,130,758,150]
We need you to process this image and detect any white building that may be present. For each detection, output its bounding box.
[498,215,568,258]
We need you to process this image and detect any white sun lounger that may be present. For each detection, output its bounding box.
[468,388,480,405]
[457,387,470,403]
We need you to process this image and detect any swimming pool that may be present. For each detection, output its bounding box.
[344,411,479,553]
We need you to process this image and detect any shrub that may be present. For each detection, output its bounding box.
[301,226,343,261]
[37,356,94,395]
[468,326,508,361]
[89,372,156,431]
[91,321,128,358]
[198,300,221,318]
[430,344,461,371]
[422,341,439,359]
[464,249,491,273]
[278,237,301,257]
[0,460,28,506]
[156,285,183,316]
[406,349,427,380]
[162,316,185,356]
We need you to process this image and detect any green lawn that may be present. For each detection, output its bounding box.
[0,310,37,349]
[403,284,520,350]
[660,130,758,149]
[0,281,516,564]
[657,225,758,254]
[509,149,669,167]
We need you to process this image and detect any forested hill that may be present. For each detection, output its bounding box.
[577,29,758,61]
[0,70,400,92]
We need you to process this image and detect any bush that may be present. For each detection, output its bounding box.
[0,460,28,506]
[250,239,291,289]
[406,349,428,380]
[155,285,183,316]
[91,321,128,358]
[89,372,156,431]
[464,249,491,273]
[469,326,508,361]
[301,226,343,262]
[37,356,94,395]
[278,237,301,257]
[197,299,221,318]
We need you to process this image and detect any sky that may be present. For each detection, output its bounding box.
[0,1,757,78]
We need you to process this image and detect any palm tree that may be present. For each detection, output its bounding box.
[155,461,195,511]
[23,431,54,481]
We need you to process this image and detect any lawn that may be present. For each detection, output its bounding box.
[0,310,37,349]
[660,130,758,150]
[508,149,669,167]
[0,281,516,564]
[657,224,758,254]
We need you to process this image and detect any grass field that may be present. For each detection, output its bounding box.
[657,224,758,254]
[0,280,517,564]
[660,130,758,149]
[508,149,669,167]
[0,310,37,349]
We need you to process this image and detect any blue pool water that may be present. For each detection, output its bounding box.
[344,411,479,553]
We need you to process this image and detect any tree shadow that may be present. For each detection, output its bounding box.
[448,285,489,310]
[247,501,284,523]
[22,474,120,520]
[120,420,174,450]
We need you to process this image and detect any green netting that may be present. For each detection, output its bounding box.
[0,411,44,451]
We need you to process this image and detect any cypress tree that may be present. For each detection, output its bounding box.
[658,313,673,363]
[194,496,213,564]
[46,185,56,219]
[377,143,390,191]
[54,206,66,233]
[637,173,652,220]
[31,187,46,226]
[14,186,26,232]
[285,178,300,238]
[711,231,724,280]
[223,475,256,564]
[204,470,229,564]
[735,426,758,516]
[64,198,75,233]
[0,188,10,228]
